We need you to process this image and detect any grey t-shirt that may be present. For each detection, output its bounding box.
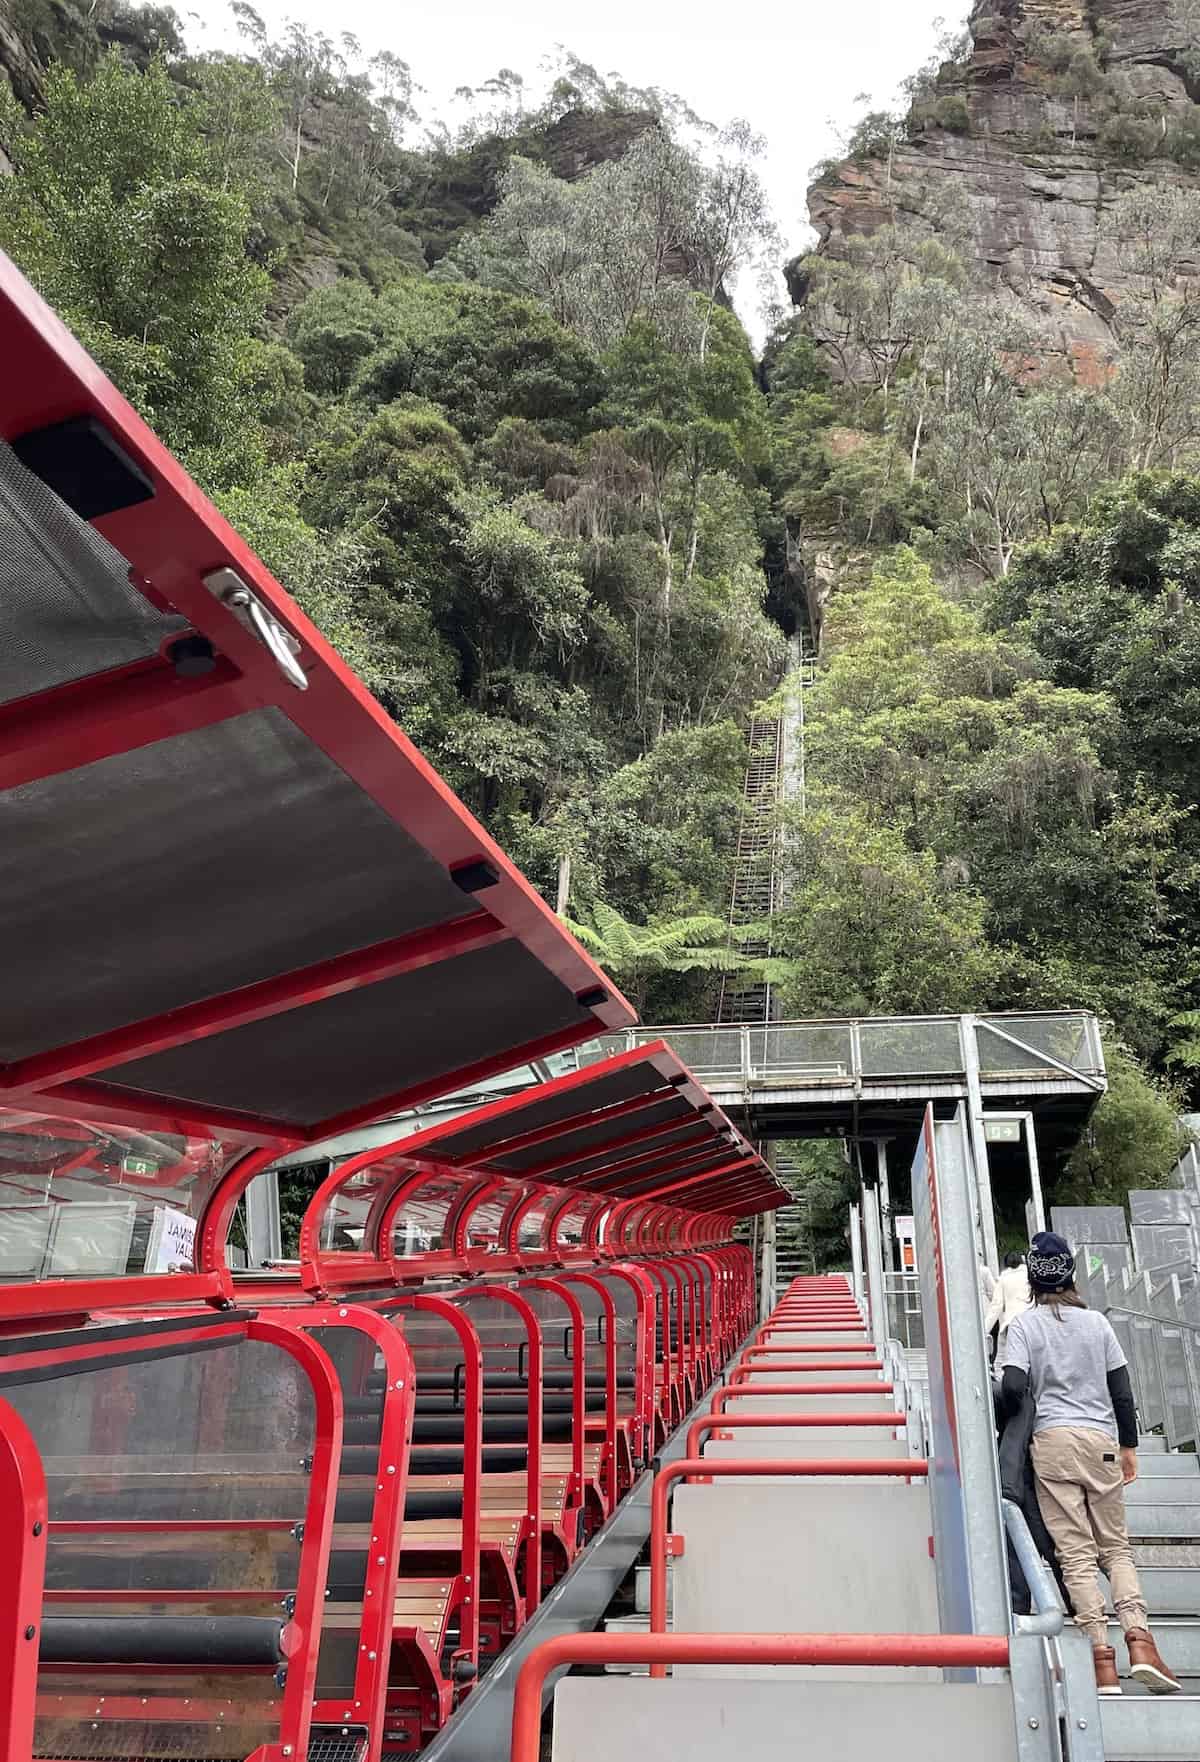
[1002,1305,1126,1439]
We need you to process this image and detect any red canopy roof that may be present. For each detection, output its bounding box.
[0,252,634,1149]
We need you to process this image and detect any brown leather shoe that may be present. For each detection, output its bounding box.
[1093,1645,1121,1696]
[1126,1628,1181,1694]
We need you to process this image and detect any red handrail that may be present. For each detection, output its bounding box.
[648,1457,929,1670]
[731,1359,884,1382]
[744,1341,877,1354]
[510,1630,1010,1762]
[712,1382,894,1411]
[686,1412,903,1457]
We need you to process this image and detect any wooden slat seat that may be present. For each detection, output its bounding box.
[324,1577,454,1644]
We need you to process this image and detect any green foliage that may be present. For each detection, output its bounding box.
[930,94,970,132]
[773,1141,858,1273]
[766,546,1191,1065]
[566,901,756,1014]
[1059,1049,1188,1205]
[0,54,267,454]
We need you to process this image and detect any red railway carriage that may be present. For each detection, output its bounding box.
[0,247,786,1762]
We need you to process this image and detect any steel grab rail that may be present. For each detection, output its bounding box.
[731,1359,884,1381]
[686,1412,904,1456]
[648,1457,929,1672]
[743,1341,877,1354]
[509,1630,1010,1762]
[711,1382,894,1411]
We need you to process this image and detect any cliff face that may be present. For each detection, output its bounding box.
[801,0,1200,375]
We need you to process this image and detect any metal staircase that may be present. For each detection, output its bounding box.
[714,711,784,1025]
[1097,1431,1200,1756]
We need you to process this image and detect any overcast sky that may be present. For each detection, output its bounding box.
[181,0,969,335]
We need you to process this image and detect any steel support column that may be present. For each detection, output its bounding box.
[862,1183,887,1352]
[962,1015,1000,1273]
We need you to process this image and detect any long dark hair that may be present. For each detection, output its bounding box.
[1034,1286,1087,1320]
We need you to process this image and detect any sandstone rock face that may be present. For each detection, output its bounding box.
[801,0,1200,371]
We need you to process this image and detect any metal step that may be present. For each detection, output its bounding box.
[1132,1455,1200,1478]
[1126,1478,1200,1504]
[1127,1510,1200,1539]
[1101,1694,1200,1759]
[1111,1568,1200,1615]
[1140,1436,1169,1454]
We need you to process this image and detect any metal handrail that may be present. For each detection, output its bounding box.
[1002,1500,1065,1639]
[509,1632,1011,1762]
[1104,1303,1200,1338]
[583,1011,1104,1087]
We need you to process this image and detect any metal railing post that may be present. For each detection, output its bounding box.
[862,1183,887,1353]
[962,1015,1000,1273]
[849,1203,865,1312]
[875,1138,895,1272]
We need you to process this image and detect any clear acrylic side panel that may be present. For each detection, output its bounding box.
[389,1172,467,1260]
[560,1280,610,1395]
[394,1304,473,1395]
[319,1162,387,1253]
[692,1259,715,1339]
[462,1180,528,1259]
[556,1199,600,1252]
[591,1272,640,1398]
[306,1321,389,1701]
[0,1112,228,1281]
[455,1292,529,1385]
[10,1336,315,1760]
[521,1284,575,1389]
[516,1191,558,1253]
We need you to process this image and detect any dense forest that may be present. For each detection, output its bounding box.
[3,0,1200,1231]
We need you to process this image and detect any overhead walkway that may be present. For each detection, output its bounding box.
[581,1012,1104,1148]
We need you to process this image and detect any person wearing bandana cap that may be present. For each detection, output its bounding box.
[1002,1231,1180,1699]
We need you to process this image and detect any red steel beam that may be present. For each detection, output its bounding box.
[0,656,268,791]
[1,912,510,1092]
[515,1114,711,1183]
[466,1086,678,1163]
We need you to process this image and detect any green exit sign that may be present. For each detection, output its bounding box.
[122,1155,159,1177]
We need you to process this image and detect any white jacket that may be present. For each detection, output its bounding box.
[986,1264,1032,1336]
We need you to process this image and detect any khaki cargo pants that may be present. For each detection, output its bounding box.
[1031,1425,1148,1648]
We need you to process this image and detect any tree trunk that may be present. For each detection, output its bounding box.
[909,401,925,483]
[555,851,572,918]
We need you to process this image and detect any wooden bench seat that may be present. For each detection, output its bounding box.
[324,1577,454,1645]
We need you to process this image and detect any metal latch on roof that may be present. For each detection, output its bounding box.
[203,566,307,691]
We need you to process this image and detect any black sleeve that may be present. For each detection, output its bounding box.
[1000,1365,1028,1421]
[1107,1365,1137,1449]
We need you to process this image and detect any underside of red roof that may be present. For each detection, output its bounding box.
[0,251,635,1148]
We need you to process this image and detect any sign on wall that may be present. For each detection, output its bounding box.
[144,1205,197,1273]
